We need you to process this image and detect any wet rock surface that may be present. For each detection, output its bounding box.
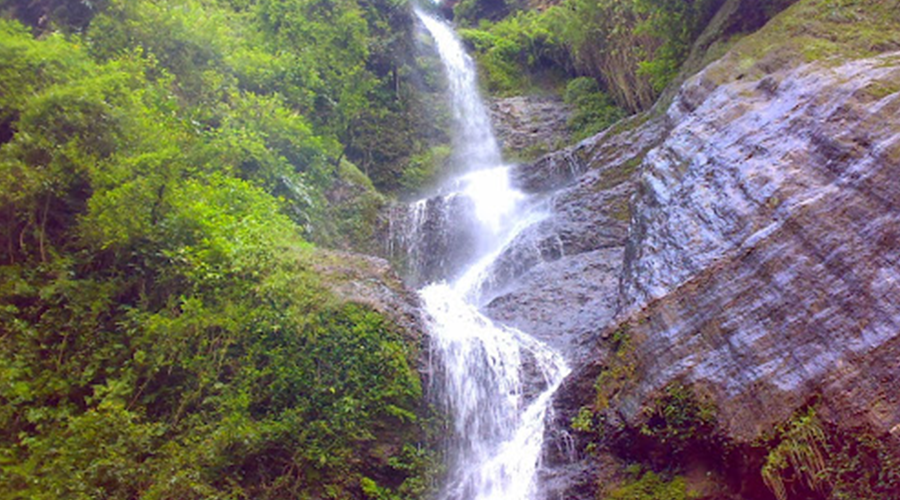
[490,95,572,157]
[474,109,670,498]
[511,113,669,193]
[383,193,481,288]
[313,250,427,341]
[537,48,900,497]
[477,17,900,498]
[485,248,623,362]
[615,51,900,437]
[481,113,667,359]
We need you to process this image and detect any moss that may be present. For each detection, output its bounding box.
[594,154,644,192]
[606,112,653,137]
[708,0,900,84]
[610,199,632,223]
[505,142,551,163]
[603,468,698,500]
[593,325,638,412]
[864,80,900,100]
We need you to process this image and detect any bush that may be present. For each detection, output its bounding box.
[0,8,437,498]
[458,9,569,95]
[564,77,627,141]
[399,145,451,194]
[606,469,696,500]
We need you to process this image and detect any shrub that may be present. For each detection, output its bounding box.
[564,77,627,141]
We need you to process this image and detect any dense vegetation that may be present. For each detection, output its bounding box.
[0,0,445,497]
[456,0,797,134]
[3,0,898,497]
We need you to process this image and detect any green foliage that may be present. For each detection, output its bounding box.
[564,77,627,141]
[605,468,696,500]
[632,0,723,92]
[458,8,569,95]
[571,406,595,432]
[399,145,451,194]
[556,0,657,111]
[826,429,900,500]
[455,0,661,109]
[760,407,900,500]
[761,408,827,500]
[453,0,521,27]
[81,0,445,198]
[0,4,439,498]
[638,383,719,456]
[454,0,793,113]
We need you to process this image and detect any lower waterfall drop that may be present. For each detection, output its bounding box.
[412,9,570,500]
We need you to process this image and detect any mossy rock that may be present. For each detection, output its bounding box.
[706,0,900,85]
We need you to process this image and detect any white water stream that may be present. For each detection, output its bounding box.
[413,10,570,500]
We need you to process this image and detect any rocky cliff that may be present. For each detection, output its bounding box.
[490,95,573,160]
[482,0,900,498]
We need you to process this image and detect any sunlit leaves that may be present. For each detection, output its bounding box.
[0,4,432,498]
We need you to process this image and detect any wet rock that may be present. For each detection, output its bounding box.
[481,112,667,349]
[512,148,587,194]
[541,46,900,498]
[511,113,669,193]
[485,248,623,362]
[383,193,481,287]
[312,250,427,341]
[475,179,631,302]
[490,95,572,157]
[613,51,900,439]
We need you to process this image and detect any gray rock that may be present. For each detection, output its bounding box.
[383,193,481,288]
[485,248,624,362]
[511,113,669,194]
[540,48,900,498]
[312,250,427,342]
[615,51,900,439]
[490,95,572,157]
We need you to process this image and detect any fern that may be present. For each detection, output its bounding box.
[761,409,828,500]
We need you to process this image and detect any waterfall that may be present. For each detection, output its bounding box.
[411,9,570,500]
[416,11,501,170]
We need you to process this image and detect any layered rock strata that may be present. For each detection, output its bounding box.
[490,95,572,158]
[536,47,900,500]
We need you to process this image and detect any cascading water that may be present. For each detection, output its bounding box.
[410,9,570,500]
[416,11,501,170]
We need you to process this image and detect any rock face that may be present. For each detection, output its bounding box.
[480,15,900,500]
[481,114,668,363]
[490,95,572,158]
[313,249,428,343]
[383,194,481,288]
[615,51,900,438]
[532,52,900,500]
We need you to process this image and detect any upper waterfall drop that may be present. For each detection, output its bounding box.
[415,9,501,171]
[411,8,570,500]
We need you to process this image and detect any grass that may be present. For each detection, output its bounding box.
[604,468,697,500]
